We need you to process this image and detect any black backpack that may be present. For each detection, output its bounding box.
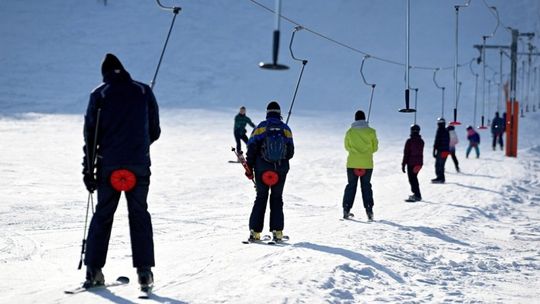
[262,122,288,163]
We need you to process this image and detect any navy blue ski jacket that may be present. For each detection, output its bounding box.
[246,112,294,173]
[83,70,160,172]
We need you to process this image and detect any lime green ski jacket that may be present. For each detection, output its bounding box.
[344,120,378,169]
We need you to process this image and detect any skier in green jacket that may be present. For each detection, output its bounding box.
[234,106,255,155]
[342,110,379,220]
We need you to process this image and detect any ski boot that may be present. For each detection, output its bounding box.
[407,195,422,202]
[272,230,283,242]
[343,209,355,219]
[137,267,154,291]
[82,267,105,289]
[248,229,261,242]
[366,209,374,221]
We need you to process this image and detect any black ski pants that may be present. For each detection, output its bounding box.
[435,153,447,181]
[234,128,249,154]
[249,170,287,232]
[407,165,421,199]
[342,168,374,212]
[85,166,155,269]
[492,133,504,150]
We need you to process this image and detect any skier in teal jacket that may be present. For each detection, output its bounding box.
[234,106,255,154]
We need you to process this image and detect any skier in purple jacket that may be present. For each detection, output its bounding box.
[402,124,424,201]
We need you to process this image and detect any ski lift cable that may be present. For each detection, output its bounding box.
[248,0,471,71]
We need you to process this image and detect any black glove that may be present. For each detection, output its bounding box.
[83,173,97,193]
[433,149,437,158]
[401,164,406,173]
[245,170,254,180]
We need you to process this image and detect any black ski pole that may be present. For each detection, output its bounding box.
[78,109,101,270]
[285,26,308,124]
[151,1,182,90]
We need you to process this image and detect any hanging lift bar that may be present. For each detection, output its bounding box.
[433,68,446,119]
[285,26,308,124]
[399,0,416,113]
[151,0,182,90]
[360,55,376,123]
[259,0,289,70]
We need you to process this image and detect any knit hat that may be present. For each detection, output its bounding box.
[410,124,421,133]
[266,101,281,114]
[437,117,446,125]
[355,110,366,121]
[101,53,125,77]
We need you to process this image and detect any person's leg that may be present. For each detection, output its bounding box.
[241,133,249,153]
[451,151,459,171]
[407,165,421,198]
[475,145,480,158]
[359,169,374,212]
[125,167,155,268]
[466,145,472,158]
[269,172,287,231]
[435,155,446,181]
[249,171,270,232]
[498,133,504,149]
[492,135,496,150]
[342,168,358,213]
[85,168,122,269]
[234,130,242,154]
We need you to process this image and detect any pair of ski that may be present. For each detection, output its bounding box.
[64,276,152,299]
[340,213,374,222]
[242,234,290,245]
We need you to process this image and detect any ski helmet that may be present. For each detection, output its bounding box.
[437,117,446,125]
[410,124,421,133]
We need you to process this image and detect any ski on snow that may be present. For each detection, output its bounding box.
[139,286,153,299]
[242,235,289,245]
[64,276,129,294]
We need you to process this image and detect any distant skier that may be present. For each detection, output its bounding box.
[342,110,378,220]
[466,126,481,158]
[246,101,294,242]
[234,106,255,155]
[82,54,160,291]
[432,118,450,184]
[491,112,505,151]
[447,125,460,172]
[402,124,424,202]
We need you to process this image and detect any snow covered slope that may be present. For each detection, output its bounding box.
[0,110,539,303]
[1,0,539,303]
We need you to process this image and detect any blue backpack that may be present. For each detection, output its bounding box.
[262,122,288,163]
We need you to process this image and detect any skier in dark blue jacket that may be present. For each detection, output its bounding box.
[82,53,160,290]
[432,118,450,184]
[246,101,294,242]
[491,112,505,151]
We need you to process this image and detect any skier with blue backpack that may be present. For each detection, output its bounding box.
[245,101,294,243]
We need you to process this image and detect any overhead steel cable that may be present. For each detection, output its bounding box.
[248,0,471,71]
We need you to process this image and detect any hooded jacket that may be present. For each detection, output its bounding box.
[402,133,424,167]
[344,120,378,169]
[83,54,160,172]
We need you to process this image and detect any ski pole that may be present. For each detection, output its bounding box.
[151,0,182,89]
[285,26,308,124]
[78,108,101,270]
